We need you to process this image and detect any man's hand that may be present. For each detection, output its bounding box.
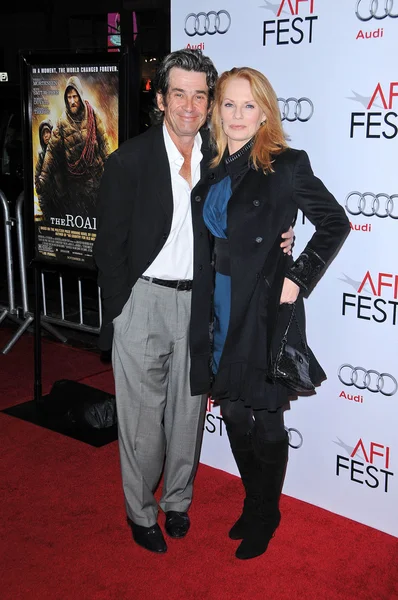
[280,277,300,304]
[280,226,294,255]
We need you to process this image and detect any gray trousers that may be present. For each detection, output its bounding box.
[112,277,207,527]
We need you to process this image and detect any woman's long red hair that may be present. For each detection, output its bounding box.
[210,67,289,173]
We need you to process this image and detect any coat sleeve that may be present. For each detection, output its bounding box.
[93,150,133,344]
[285,150,350,292]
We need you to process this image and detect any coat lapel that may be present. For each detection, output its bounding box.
[199,128,213,180]
[191,128,213,199]
[151,126,212,217]
[150,126,173,218]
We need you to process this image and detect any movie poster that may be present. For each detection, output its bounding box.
[30,61,119,269]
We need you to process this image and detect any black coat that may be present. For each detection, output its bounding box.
[93,124,214,379]
[191,148,350,406]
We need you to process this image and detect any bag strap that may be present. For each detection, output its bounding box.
[282,303,310,359]
[281,303,296,343]
[293,307,310,357]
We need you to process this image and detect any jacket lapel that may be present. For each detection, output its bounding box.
[150,125,173,218]
[151,126,212,216]
[199,128,212,180]
[191,128,213,198]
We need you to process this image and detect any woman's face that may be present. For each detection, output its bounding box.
[220,77,266,154]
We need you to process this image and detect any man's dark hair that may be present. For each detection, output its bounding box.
[151,49,218,124]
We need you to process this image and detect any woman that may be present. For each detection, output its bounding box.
[195,68,350,560]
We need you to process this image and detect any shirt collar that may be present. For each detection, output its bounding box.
[163,123,202,166]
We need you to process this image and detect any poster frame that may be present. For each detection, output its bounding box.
[20,48,129,274]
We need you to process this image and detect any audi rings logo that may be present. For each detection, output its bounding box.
[277,97,314,122]
[286,427,304,449]
[356,0,398,21]
[345,192,398,219]
[184,11,231,36]
[338,364,398,396]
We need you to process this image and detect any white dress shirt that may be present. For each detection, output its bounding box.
[143,124,203,280]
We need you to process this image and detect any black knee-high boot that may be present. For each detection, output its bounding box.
[226,428,257,540]
[235,434,288,560]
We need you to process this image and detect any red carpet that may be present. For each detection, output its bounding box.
[0,328,113,411]
[1,329,397,600]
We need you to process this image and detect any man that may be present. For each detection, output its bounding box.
[37,76,110,220]
[94,49,293,554]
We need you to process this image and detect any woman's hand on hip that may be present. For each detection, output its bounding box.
[280,226,294,255]
[280,278,300,305]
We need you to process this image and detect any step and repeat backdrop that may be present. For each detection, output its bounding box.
[171,0,397,537]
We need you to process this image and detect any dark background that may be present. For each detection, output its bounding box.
[0,0,171,196]
[0,0,172,346]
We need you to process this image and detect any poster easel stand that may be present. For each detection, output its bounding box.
[1,49,129,445]
[33,263,43,405]
[4,258,117,447]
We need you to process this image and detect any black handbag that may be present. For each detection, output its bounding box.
[269,303,315,393]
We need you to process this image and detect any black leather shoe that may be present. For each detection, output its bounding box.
[165,511,190,538]
[127,518,167,553]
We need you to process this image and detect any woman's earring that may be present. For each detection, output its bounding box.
[260,120,266,126]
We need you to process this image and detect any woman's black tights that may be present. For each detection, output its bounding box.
[220,398,286,442]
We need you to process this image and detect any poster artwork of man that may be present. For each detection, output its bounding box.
[37,76,110,220]
[34,118,53,220]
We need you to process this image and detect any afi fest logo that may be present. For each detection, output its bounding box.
[341,271,398,325]
[338,363,398,404]
[261,0,318,46]
[205,397,225,436]
[335,437,394,493]
[349,81,398,139]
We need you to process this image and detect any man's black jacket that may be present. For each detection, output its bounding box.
[93,124,214,394]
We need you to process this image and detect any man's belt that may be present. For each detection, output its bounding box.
[140,275,193,291]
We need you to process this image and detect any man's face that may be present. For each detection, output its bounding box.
[156,67,210,142]
[67,88,81,114]
[42,128,51,145]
